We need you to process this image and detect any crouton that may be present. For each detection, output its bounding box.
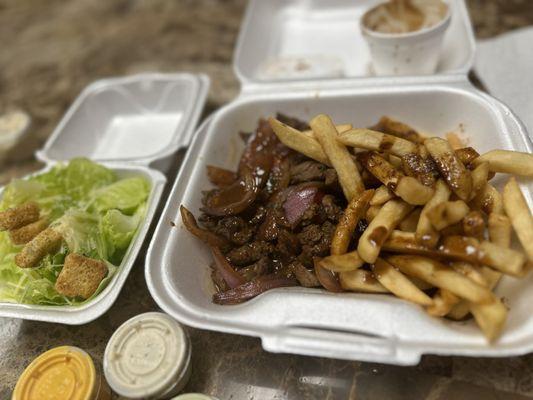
[14,228,62,268]
[9,218,49,245]
[55,253,107,299]
[0,202,40,231]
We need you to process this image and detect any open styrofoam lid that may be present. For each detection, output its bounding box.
[234,0,475,83]
[37,73,209,165]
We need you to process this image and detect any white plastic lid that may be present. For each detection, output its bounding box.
[171,394,218,400]
[103,312,190,399]
[37,73,209,165]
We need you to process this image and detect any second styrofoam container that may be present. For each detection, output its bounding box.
[146,77,533,365]
[0,73,209,324]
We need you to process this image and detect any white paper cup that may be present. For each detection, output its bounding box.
[361,2,451,76]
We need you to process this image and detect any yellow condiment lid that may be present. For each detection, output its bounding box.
[13,346,96,400]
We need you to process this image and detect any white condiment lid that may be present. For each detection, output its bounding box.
[0,110,31,149]
[103,312,190,399]
[171,394,218,400]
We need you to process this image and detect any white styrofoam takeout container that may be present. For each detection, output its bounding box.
[234,0,475,83]
[0,73,209,324]
[146,1,533,365]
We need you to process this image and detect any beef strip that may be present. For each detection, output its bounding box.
[290,161,328,184]
[213,216,255,245]
[226,241,274,266]
[297,221,336,267]
[276,113,310,131]
[239,257,271,281]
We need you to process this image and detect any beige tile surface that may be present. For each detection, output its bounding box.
[1,0,533,398]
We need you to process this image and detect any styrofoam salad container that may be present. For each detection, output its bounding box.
[0,73,209,324]
[146,1,533,365]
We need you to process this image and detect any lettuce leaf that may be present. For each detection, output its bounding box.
[0,158,150,306]
[92,176,150,214]
[101,205,145,263]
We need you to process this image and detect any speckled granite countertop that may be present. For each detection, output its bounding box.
[1,1,533,399]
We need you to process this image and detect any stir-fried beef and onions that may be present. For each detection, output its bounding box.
[181,114,347,304]
[179,112,533,343]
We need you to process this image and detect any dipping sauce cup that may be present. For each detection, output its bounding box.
[12,346,111,400]
[361,0,451,75]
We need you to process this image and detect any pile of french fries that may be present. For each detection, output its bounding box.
[269,114,533,342]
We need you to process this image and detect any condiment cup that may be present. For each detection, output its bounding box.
[103,312,192,400]
[361,1,452,75]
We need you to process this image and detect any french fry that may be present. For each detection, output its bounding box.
[359,152,433,205]
[440,222,464,237]
[400,153,437,187]
[358,199,413,263]
[473,150,533,176]
[424,137,472,201]
[370,116,423,143]
[366,204,381,222]
[503,177,533,261]
[470,161,490,200]
[269,117,330,166]
[462,210,485,240]
[395,176,434,206]
[339,269,390,293]
[319,251,365,272]
[399,208,422,232]
[426,200,470,231]
[331,189,374,255]
[310,114,364,200]
[370,185,395,206]
[471,183,503,215]
[488,213,511,248]
[427,289,459,317]
[451,261,487,286]
[386,255,494,304]
[448,264,504,321]
[419,144,429,158]
[302,123,352,138]
[410,276,434,290]
[389,155,402,168]
[442,236,526,276]
[447,301,471,320]
[470,298,507,342]
[372,258,433,306]
[383,230,439,256]
[338,129,418,157]
[446,132,466,150]
[455,147,480,167]
[415,180,451,247]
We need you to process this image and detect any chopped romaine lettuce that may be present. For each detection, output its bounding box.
[92,177,150,214]
[0,158,150,306]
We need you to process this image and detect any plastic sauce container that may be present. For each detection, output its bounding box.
[103,312,192,399]
[171,394,218,400]
[360,0,452,76]
[12,345,111,400]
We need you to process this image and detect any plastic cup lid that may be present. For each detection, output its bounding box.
[13,346,96,400]
[103,312,189,399]
[171,394,218,400]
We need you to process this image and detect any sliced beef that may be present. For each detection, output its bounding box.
[297,221,336,267]
[239,257,271,281]
[226,241,274,266]
[213,216,254,245]
[290,161,328,184]
[290,262,320,287]
[321,195,343,222]
[276,113,310,131]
